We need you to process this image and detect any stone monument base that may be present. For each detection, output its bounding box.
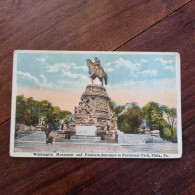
[55,127,116,143]
[35,124,45,131]
[97,130,116,143]
[55,129,73,142]
[71,135,101,141]
[144,128,151,134]
[76,125,96,136]
[56,84,118,143]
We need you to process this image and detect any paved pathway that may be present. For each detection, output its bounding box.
[14,131,178,154]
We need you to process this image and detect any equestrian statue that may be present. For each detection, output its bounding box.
[87,57,108,86]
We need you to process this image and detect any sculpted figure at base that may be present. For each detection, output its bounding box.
[71,84,117,129]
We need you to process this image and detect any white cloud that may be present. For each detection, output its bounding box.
[62,70,89,81]
[103,58,141,77]
[141,59,148,63]
[154,58,175,71]
[154,58,173,66]
[141,69,157,76]
[108,78,176,92]
[17,71,39,84]
[46,63,72,72]
[17,71,55,89]
[72,65,88,71]
[106,58,158,77]
[46,63,88,73]
[36,57,46,64]
[39,75,54,89]
[165,66,174,71]
[115,58,140,71]
[104,62,112,67]
[40,74,47,84]
[105,68,114,72]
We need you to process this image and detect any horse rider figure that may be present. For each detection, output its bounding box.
[94,57,101,67]
[87,57,108,85]
[94,57,102,76]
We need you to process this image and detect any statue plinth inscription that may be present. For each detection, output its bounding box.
[76,125,97,136]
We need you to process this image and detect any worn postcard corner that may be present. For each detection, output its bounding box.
[10,50,182,159]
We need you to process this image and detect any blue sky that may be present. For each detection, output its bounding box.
[17,51,177,93]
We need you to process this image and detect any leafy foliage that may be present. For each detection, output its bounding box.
[161,105,177,142]
[142,102,164,130]
[109,100,177,142]
[117,105,142,134]
[16,95,177,141]
[142,102,177,142]
[108,100,124,116]
[16,95,71,128]
[16,96,39,126]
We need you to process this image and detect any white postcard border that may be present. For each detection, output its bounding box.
[10,50,182,159]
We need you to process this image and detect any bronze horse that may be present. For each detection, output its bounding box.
[86,58,108,85]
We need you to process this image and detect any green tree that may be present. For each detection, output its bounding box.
[16,96,39,125]
[108,100,124,116]
[38,100,55,126]
[49,106,71,127]
[39,100,52,118]
[16,95,27,124]
[24,97,40,125]
[161,106,177,142]
[118,105,142,133]
[59,110,71,124]
[15,96,72,128]
[141,102,177,142]
[142,102,164,131]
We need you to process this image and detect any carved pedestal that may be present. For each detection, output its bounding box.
[35,124,45,131]
[55,129,75,142]
[69,84,117,142]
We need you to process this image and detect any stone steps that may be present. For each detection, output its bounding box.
[118,133,169,145]
[65,138,104,143]
[16,131,46,142]
[15,131,34,139]
[70,135,101,141]
[121,144,178,153]
[14,131,177,154]
[15,140,178,153]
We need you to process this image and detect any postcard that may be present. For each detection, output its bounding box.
[10,50,182,158]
